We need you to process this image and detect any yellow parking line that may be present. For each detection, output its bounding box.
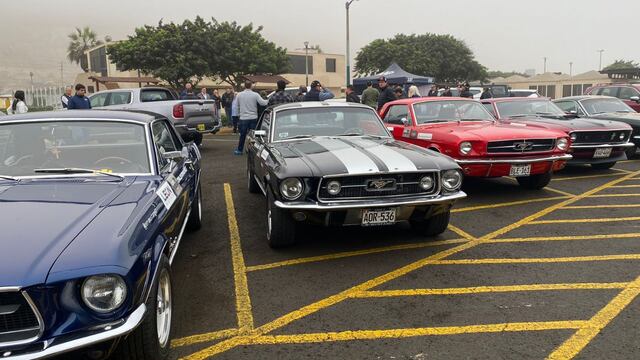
[452,196,569,213]
[552,173,624,182]
[561,204,640,209]
[490,233,640,243]
[249,321,589,345]
[245,238,467,272]
[529,216,640,225]
[617,159,640,164]
[544,187,576,197]
[590,193,640,198]
[611,184,640,188]
[548,275,640,359]
[353,283,629,298]
[448,224,477,241]
[434,254,640,265]
[224,183,254,333]
[612,168,633,174]
[171,328,239,348]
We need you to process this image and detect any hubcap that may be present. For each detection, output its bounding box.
[156,269,172,348]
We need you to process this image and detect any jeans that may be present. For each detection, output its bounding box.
[237,119,257,152]
[225,106,232,125]
[232,116,240,132]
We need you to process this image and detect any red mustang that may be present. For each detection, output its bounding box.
[379,98,571,189]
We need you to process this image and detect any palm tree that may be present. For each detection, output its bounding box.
[67,27,103,72]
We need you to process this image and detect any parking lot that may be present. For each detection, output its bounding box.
[168,133,640,359]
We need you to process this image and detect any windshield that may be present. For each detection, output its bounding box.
[412,100,495,124]
[0,121,151,177]
[580,98,634,114]
[272,107,389,141]
[496,100,566,118]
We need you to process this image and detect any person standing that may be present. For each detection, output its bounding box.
[394,87,404,100]
[441,86,453,97]
[268,80,294,106]
[231,94,240,134]
[345,85,360,103]
[480,87,493,99]
[234,81,268,155]
[197,87,211,100]
[376,77,396,111]
[408,85,422,98]
[67,84,92,109]
[427,85,439,97]
[221,88,235,126]
[304,80,335,101]
[212,89,222,110]
[61,86,72,109]
[180,83,195,99]
[294,85,307,102]
[361,81,379,108]
[459,82,473,98]
[6,90,28,114]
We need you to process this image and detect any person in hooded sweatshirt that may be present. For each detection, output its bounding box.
[67,84,92,109]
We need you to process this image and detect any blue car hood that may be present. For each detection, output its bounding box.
[0,180,130,288]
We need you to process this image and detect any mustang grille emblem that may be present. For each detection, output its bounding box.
[366,179,396,191]
[513,141,534,151]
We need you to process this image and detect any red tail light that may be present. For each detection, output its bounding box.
[173,104,184,119]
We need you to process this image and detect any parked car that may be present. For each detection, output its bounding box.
[554,96,640,158]
[509,89,541,98]
[438,87,483,99]
[246,102,466,248]
[380,98,572,189]
[0,110,202,359]
[584,84,640,112]
[483,97,634,169]
[89,87,221,145]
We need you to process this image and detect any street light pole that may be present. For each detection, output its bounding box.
[543,57,547,73]
[346,0,357,88]
[597,49,605,71]
[304,41,309,87]
[569,62,573,77]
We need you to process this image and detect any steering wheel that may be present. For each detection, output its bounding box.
[93,157,133,167]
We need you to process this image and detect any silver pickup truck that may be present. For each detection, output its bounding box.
[89,87,221,144]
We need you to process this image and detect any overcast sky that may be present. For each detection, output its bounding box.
[1,0,639,84]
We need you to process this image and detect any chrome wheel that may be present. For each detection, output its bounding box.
[156,269,172,348]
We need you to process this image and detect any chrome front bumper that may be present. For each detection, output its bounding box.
[456,154,572,165]
[5,305,146,360]
[274,191,467,210]
[571,142,635,149]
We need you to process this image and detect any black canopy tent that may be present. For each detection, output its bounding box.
[352,63,435,94]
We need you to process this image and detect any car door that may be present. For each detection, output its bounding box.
[248,110,272,190]
[382,104,410,139]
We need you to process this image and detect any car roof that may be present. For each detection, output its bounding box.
[0,110,162,124]
[590,83,640,89]
[482,97,551,103]
[385,97,480,106]
[553,95,618,101]
[271,101,372,111]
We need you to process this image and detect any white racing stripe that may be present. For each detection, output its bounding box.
[350,138,418,172]
[314,138,379,174]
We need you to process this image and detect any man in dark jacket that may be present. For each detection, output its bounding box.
[268,80,294,106]
[345,85,360,103]
[67,84,92,109]
[459,83,474,98]
[221,88,235,126]
[480,87,493,99]
[304,80,335,101]
[376,77,396,111]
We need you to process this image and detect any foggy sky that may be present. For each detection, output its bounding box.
[1,0,639,87]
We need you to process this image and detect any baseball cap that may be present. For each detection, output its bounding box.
[378,76,387,82]
[310,80,322,87]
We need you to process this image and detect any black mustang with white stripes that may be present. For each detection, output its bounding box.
[246,102,466,248]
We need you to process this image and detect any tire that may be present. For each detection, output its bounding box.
[114,256,172,360]
[186,182,202,231]
[410,210,451,237]
[247,163,260,194]
[591,162,616,170]
[516,172,552,190]
[626,146,637,159]
[266,189,296,248]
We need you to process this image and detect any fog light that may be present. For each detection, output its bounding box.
[419,176,434,190]
[327,180,341,195]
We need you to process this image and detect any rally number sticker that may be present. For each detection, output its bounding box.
[156,182,177,209]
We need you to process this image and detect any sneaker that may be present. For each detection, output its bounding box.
[233,150,243,156]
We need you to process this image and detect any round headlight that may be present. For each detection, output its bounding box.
[280,178,304,200]
[327,180,341,195]
[442,170,463,191]
[570,133,577,142]
[81,275,127,313]
[557,138,569,151]
[419,176,434,190]
[459,142,473,155]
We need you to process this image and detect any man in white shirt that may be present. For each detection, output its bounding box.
[234,81,268,155]
[197,87,211,100]
[61,86,72,109]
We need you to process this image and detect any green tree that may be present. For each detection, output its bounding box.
[355,34,487,83]
[107,17,211,89]
[603,59,640,71]
[67,26,103,72]
[487,70,529,79]
[204,21,290,90]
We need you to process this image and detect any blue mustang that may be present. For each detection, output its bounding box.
[0,110,202,359]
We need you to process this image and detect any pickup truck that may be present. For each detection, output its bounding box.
[89,87,221,145]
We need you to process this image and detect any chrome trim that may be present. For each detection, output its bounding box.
[456,154,572,164]
[275,191,466,210]
[169,208,191,265]
[0,290,45,348]
[571,143,635,149]
[4,305,146,360]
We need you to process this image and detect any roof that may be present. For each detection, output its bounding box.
[385,97,480,106]
[571,70,609,81]
[554,95,618,102]
[527,72,571,82]
[0,110,161,124]
[89,76,161,84]
[482,97,551,103]
[353,63,434,85]
[272,101,372,111]
[241,75,290,84]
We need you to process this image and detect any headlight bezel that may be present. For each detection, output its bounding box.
[419,175,434,191]
[279,178,304,201]
[459,142,473,155]
[442,169,463,191]
[326,180,342,195]
[81,274,128,314]
[556,138,569,151]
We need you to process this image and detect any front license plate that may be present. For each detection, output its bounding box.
[593,147,612,159]
[362,208,396,226]
[509,164,531,177]
[197,124,206,131]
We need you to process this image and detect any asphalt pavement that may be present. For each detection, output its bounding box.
[167,132,640,360]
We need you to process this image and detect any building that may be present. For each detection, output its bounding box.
[489,71,613,99]
[282,51,346,94]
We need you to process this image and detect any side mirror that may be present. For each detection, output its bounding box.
[163,150,183,161]
[630,96,640,103]
[401,117,409,126]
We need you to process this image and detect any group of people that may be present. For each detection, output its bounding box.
[5,83,91,115]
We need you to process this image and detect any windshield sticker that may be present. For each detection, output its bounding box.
[156,181,177,209]
[417,133,433,140]
[402,129,411,138]
[278,132,289,138]
[260,149,269,160]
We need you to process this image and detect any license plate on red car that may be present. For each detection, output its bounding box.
[509,164,531,177]
[593,148,612,159]
[362,208,396,226]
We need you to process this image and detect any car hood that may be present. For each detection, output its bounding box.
[0,179,143,288]
[272,136,457,177]
[433,121,566,141]
[589,112,640,128]
[501,116,631,133]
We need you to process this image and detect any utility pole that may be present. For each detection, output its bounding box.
[60,62,64,88]
[597,49,605,71]
[346,0,357,88]
[29,72,34,87]
[304,41,309,87]
[543,57,547,73]
[569,62,573,77]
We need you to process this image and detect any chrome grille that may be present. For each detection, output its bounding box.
[487,139,555,153]
[572,131,630,145]
[0,291,41,346]
[318,172,438,202]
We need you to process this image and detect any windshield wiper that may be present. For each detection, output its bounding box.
[460,118,491,121]
[508,114,537,118]
[616,110,631,113]
[0,175,19,182]
[34,168,125,181]
[283,135,314,140]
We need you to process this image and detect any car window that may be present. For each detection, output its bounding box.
[89,93,109,107]
[555,101,577,113]
[599,87,619,97]
[496,100,566,117]
[141,89,173,102]
[412,100,494,124]
[152,121,179,169]
[482,103,496,117]
[259,111,271,135]
[383,105,409,123]
[619,87,640,100]
[580,98,634,114]
[107,92,132,106]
